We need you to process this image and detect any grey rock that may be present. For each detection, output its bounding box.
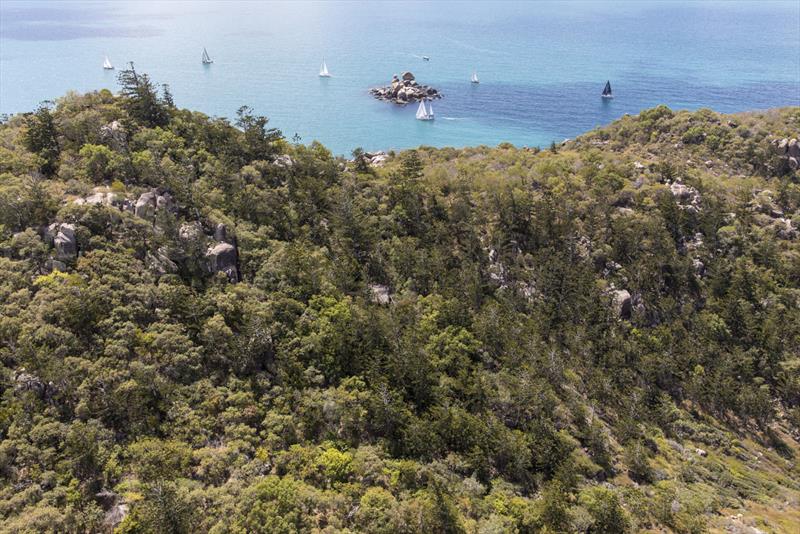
[84,191,117,206]
[369,284,392,305]
[50,223,77,260]
[612,289,632,319]
[104,503,129,530]
[774,138,788,155]
[401,71,415,81]
[99,120,127,150]
[135,191,158,220]
[214,223,228,243]
[669,181,701,211]
[206,242,238,281]
[156,192,173,212]
[146,247,179,276]
[693,258,705,275]
[14,371,46,396]
[179,221,203,241]
[273,154,294,168]
[135,190,174,221]
[789,156,799,171]
[788,138,799,159]
[695,448,707,457]
[364,151,389,167]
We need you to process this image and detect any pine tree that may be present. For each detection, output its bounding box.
[23,101,60,176]
[117,62,169,128]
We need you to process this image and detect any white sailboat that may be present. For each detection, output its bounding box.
[416,99,434,121]
[103,55,114,70]
[202,47,213,64]
[471,70,479,84]
[319,58,331,77]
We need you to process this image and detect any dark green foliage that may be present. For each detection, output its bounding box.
[117,63,170,128]
[23,101,60,176]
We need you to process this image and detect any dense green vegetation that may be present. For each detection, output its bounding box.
[1,69,799,533]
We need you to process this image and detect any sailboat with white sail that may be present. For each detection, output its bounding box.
[319,58,331,77]
[601,80,613,99]
[471,70,479,84]
[202,48,213,65]
[416,99,434,121]
[103,55,114,70]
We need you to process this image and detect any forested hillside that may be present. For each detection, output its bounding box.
[1,69,799,533]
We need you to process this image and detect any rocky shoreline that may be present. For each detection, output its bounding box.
[370,71,441,105]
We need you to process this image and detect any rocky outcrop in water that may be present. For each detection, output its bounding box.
[370,72,441,104]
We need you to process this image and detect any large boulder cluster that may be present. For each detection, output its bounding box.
[370,72,441,104]
[206,223,239,282]
[134,190,174,221]
[668,179,701,214]
[771,137,799,171]
[44,222,77,262]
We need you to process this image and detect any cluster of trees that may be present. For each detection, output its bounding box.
[0,71,798,533]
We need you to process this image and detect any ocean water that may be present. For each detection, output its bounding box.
[1,0,799,155]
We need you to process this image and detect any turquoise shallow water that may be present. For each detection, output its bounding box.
[1,0,799,155]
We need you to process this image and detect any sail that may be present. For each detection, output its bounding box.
[471,71,479,83]
[602,80,612,96]
[103,55,113,69]
[319,59,330,77]
[426,101,434,118]
[416,100,428,120]
[202,48,212,63]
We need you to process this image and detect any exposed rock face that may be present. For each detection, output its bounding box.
[214,223,229,243]
[771,137,800,172]
[365,151,389,167]
[206,242,238,281]
[99,120,127,151]
[46,223,77,260]
[135,190,174,221]
[669,180,701,213]
[273,154,294,169]
[370,72,442,104]
[73,187,118,207]
[179,221,204,241]
[135,191,158,220]
[104,503,129,531]
[369,284,392,305]
[788,138,799,159]
[146,247,179,276]
[612,289,632,319]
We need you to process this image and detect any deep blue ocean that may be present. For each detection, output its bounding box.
[1,1,799,155]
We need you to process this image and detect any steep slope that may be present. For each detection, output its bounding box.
[0,76,798,533]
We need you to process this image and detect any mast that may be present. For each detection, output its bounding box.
[416,99,429,120]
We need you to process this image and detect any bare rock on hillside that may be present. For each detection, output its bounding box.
[612,289,632,319]
[206,242,238,282]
